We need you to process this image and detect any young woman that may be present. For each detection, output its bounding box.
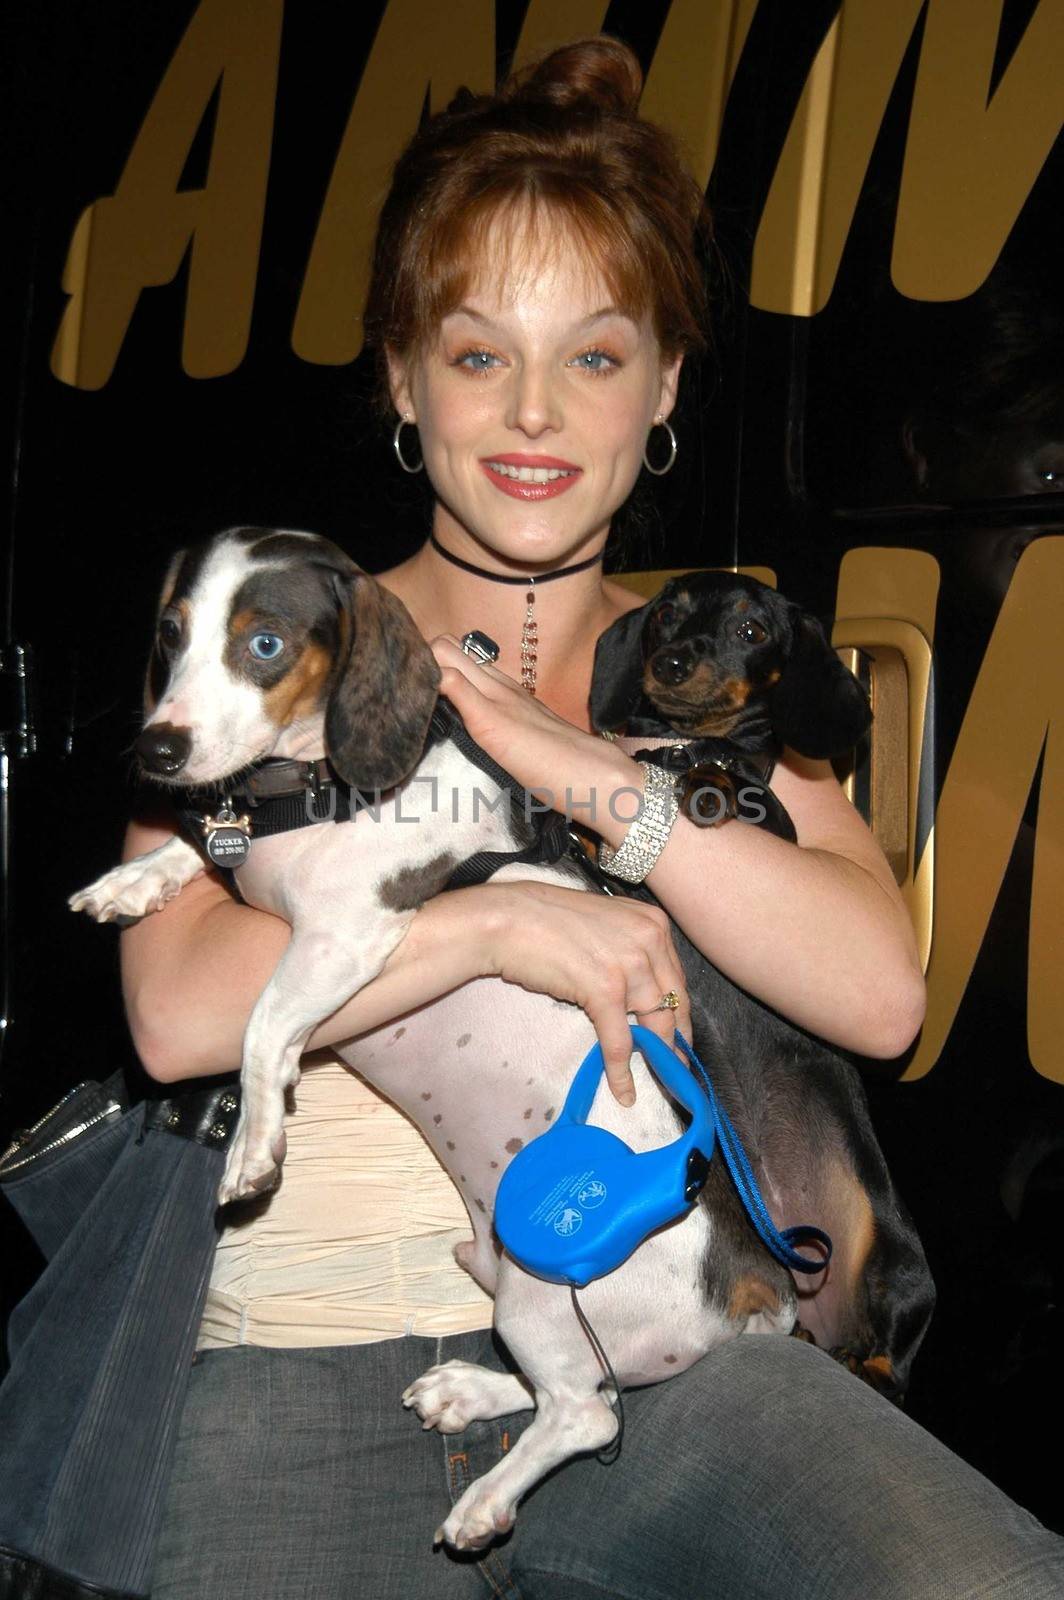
[127,37,1063,1600]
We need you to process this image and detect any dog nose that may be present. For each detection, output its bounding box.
[136,724,192,776]
[649,649,693,686]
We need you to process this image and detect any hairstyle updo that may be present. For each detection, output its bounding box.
[363,35,713,409]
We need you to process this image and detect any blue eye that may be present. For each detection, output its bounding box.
[249,633,284,661]
[570,348,618,374]
[458,349,501,372]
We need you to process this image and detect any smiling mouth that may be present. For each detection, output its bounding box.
[484,461,579,483]
[480,460,581,500]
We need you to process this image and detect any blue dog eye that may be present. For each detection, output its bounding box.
[249,633,284,661]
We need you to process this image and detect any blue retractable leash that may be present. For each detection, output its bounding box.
[673,1028,833,1276]
[495,1026,831,1465]
[496,1024,831,1288]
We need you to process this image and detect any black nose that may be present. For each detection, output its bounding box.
[649,648,693,686]
[136,723,191,776]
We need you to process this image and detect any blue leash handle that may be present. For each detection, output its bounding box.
[673,1030,832,1275]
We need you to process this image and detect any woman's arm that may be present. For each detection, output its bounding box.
[635,748,925,1058]
[120,817,689,1098]
[119,813,484,1081]
[433,645,926,1060]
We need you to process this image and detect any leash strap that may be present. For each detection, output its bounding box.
[427,699,530,800]
[164,708,789,902]
[427,701,580,890]
[672,1029,832,1274]
[166,702,573,892]
[444,811,574,889]
[634,738,777,785]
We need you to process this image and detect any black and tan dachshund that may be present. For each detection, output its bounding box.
[591,570,935,1399]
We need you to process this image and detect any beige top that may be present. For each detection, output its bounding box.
[197,1053,493,1349]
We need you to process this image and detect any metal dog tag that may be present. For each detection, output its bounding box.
[201,805,252,868]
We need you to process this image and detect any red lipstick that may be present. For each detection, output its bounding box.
[480,453,582,501]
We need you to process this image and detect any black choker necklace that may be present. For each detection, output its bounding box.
[428,533,604,695]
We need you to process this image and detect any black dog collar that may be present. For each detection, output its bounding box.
[632,737,777,786]
[174,757,362,860]
[168,701,577,890]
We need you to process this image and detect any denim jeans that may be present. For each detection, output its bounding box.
[151,1330,1063,1600]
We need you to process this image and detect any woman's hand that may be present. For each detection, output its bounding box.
[431,638,694,1095]
[122,822,690,1098]
[472,878,692,1105]
[434,637,924,1059]
[432,636,638,842]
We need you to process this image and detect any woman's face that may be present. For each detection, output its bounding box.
[388,222,682,571]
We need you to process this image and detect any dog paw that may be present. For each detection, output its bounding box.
[217,1123,287,1206]
[435,1482,517,1551]
[402,1362,528,1433]
[69,863,184,922]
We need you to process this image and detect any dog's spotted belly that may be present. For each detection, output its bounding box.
[335,978,753,1384]
[342,986,693,1233]
[339,979,596,1221]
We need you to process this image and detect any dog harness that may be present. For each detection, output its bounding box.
[169,698,583,893]
[169,704,794,897]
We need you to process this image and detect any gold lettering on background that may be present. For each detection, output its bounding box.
[291,0,493,366]
[893,0,1064,300]
[1029,661,1064,1080]
[50,0,283,389]
[53,0,1064,381]
[905,537,1064,1084]
[833,548,940,970]
[640,0,758,189]
[751,0,922,317]
[510,0,611,70]
[751,0,1064,316]
[834,547,939,649]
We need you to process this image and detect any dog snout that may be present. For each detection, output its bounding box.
[136,722,192,776]
[648,646,695,687]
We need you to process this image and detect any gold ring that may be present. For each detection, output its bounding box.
[635,990,682,1016]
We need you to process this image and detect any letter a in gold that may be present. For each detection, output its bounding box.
[51,0,283,390]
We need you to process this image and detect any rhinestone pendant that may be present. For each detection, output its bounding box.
[520,582,537,695]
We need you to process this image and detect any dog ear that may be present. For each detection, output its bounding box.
[325,574,441,790]
[770,611,872,758]
[590,601,655,732]
[143,550,186,715]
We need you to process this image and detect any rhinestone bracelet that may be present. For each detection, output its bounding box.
[598,761,680,884]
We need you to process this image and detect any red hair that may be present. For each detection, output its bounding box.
[363,36,712,405]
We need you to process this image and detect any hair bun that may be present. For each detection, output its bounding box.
[509,36,643,117]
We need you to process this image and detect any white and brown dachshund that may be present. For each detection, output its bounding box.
[71,527,932,1549]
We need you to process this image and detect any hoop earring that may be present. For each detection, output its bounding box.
[393,416,424,474]
[643,417,677,477]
